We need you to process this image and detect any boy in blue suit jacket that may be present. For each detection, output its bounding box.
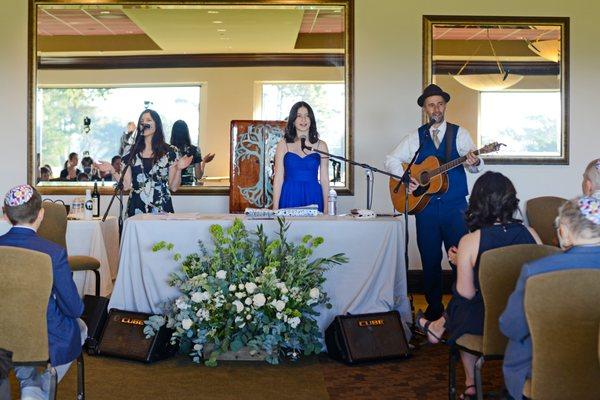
[500,195,600,399]
[0,185,85,400]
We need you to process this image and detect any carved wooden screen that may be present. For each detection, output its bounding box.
[229,120,286,213]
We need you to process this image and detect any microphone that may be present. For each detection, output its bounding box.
[301,137,312,152]
[141,123,151,130]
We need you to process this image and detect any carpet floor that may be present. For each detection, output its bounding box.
[8,342,506,399]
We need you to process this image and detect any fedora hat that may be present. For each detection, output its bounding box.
[417,84,451,107]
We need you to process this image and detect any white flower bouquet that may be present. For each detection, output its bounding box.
[144,218,347,366]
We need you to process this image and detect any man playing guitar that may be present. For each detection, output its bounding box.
[384,84,483,321]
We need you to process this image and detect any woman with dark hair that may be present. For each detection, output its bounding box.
[416,171,541,400]
[170,120,215,185]
[272,101,329,213]
[97,109,192,216]
[59,152,81,180]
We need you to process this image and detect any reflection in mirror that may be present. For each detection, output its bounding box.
[424,16,569,164]
[32,1,351,193]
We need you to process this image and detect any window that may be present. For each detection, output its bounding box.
[37,85,200,175]
[259,82,346,186]
[478,91,561,157]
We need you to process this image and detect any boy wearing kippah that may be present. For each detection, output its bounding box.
[0,185,85,400]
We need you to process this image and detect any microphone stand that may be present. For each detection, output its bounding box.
[102,133,142,235]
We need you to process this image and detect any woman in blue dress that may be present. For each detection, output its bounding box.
[272,101,330,213]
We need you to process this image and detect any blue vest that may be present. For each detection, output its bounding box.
[416,122,468,203]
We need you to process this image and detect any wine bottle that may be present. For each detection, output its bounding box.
[92,181,100,218]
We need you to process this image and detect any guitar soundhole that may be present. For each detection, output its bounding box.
[420,171,430,185]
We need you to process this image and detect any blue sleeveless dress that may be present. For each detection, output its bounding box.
[445,222,536,342]
[278,152,324,212]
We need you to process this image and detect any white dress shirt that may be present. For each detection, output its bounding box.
[384,120,484,176]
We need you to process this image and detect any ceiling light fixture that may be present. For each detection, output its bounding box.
[526,39,560,62]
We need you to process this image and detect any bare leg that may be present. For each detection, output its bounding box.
[459,350,478,397]
[418,315,446,344]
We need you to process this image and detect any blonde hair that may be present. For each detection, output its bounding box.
[558,197,600,241]
[583,158,600,192]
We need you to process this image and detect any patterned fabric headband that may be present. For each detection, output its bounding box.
[4,185,34,207]
[578,196,600,225]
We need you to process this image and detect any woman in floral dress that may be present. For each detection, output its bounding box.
[98,109,192,216]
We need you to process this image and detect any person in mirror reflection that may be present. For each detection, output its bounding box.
[118,121,137,156]
[59,152,81,181]
[39,166,51,182]
[499,196,600,400]
[0,185,86,400]
[272,101,329,213]
[417,172,541,400]
[581,158,600,198]
[96,109,192,216]
[384,84,483,322]
[43,164,54,180]
[80,156,100,181]
[169,119,215,185]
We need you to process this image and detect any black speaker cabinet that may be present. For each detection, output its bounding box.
[98,309,177,363]
[325,311,410,364]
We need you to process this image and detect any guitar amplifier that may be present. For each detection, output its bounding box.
[325,311,410,364]
[98,309,177,363]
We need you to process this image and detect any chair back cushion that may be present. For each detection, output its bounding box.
[479,244,560,355]
[525,196,567,247]
[525,269,600,400]
[0,246,53,363]
[38,202,68,248]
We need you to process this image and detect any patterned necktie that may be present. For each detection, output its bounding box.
[431,128,440,149]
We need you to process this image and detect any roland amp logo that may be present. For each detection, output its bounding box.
[114,316,146,326]
[358,318,384,327]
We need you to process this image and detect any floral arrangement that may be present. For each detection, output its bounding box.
[144,218,347,366]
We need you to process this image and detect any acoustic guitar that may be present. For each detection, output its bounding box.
[388,142,504,214]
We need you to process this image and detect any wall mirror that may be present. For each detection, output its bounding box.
[423,16,569,164]
[29,0,354,195]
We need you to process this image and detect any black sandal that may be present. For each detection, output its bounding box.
[459,384,477,400]
[415,310,446,344]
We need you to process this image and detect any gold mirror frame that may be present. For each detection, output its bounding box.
[423,15,569,165]
[28,0,355,195]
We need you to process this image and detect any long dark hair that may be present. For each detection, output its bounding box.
[465,171,521,232]
[134,109,169,163]
[284,101,319,144]
[63,152,78,169]
[170,120,191,152]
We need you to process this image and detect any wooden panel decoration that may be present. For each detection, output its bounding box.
[230,120,286,213]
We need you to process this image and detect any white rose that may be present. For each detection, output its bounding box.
[253,293,266,308]
[238,283,245,290]
[309,288,320,299]
[288,316,301,329]
[274,300,286,312]
[246,314,252,320]
[245,282,257,294]
[216,270,227,280]
[175,297,189,310]
[281,286,289,294]
[181,318,193,330]
[193,343,203,351]
[228,284,237,291]
[276,312,283,320]
[244,297,252,305]
[232,300,244,313]
[235,292,245,299]
[190,292,203,303]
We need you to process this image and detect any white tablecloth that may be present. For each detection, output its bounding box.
[0,218,116,297]
[109,214,411,334]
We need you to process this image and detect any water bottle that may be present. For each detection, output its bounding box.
[84,189,93,220]
[328,188,337,216]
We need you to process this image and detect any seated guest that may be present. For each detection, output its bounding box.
[101,155,122,181]
[76,172,90,182]
[39,166,51,182]
[416,171,541,400]
[43,164,54,179]
[0,185,86,400]
[59,152,81,181]
[272,101,330,213]
[500,196,600,400]
[80,156,100,181]
[582,158,600,197]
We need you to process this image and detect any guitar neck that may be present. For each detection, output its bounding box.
[430,149,482,177]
